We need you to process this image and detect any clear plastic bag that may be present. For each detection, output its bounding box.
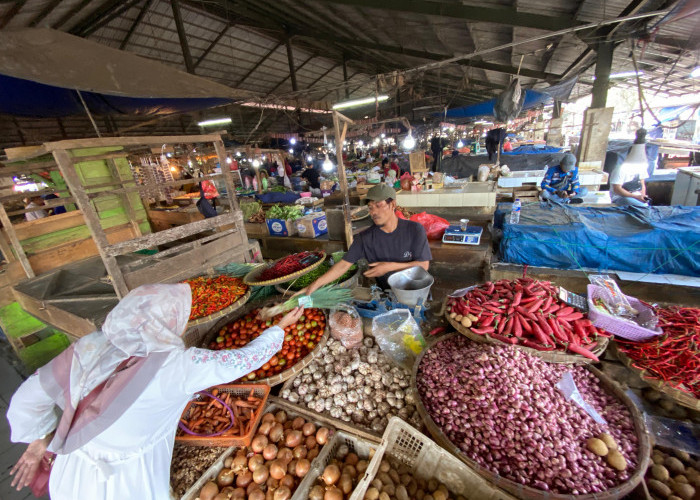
[329,305,363,348]
[588,274,636,318]
[371,310,426,370]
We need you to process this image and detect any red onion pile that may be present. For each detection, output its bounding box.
[417,336,639,495]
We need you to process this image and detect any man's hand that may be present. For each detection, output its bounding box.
[632,193,647,202]
[277,307,304,330]
[364,262,395,278]
[556,190,569,198]
[10,434,52,491]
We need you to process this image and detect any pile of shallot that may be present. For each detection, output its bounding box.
[417,335,639,495]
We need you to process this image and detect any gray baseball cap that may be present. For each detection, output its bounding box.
[363,183,397,204]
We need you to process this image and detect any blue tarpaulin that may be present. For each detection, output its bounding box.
[497,203,700,277]
[442,90,552,120]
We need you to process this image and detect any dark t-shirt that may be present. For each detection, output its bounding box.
[301,168,320,189]
[343,218,432,289]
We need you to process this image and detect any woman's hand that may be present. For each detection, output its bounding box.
[276,307,304,330]
[10,433,53,491]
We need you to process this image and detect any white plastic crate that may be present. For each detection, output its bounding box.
[352,417,516,500]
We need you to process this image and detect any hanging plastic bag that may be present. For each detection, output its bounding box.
[410,212,450,240]
[371,309,425,370]
[329,305,363,348]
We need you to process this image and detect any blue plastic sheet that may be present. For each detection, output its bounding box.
[254,192,300,204]
[497,203,700,276]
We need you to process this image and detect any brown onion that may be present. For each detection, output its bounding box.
[236,471,253,488]
[295,458,311,478]
[249,490,265,500]
[269,460,286,480]
[261,412,276,424]
[316,427,330,445]
[291,417,306,430]
[279,474,295,489]
[322,464,341,485]
[253,465,269,485]
[213,493,229,500]
[285,430,303,448]
[248,454,264,472]
[269,423,284,443]
[305,435,318,450]
[302,422,316,436]
[230,487,246,499]
[251,434,269,453]
[258,421,273,436]
[287,459,297,475]
[309,485,325,500]
[231,453,247,472]
[324,486,343,500]
[265,477,279,490]
[216,468,234,487]
[273,486,292,500]
[199,482,219,500]
[263,443,278,461]
[277,447,293,465]
[307,448,319,460]
[292,445,307,459]
[339,474,353,494]
[275,410,288,424]
[223,456,233,468]
[345,452,359,466]
[246,482,260,496]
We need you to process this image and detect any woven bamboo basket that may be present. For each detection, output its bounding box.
[411,333,651,500]
[446,313,609,364]
[243,251,326,286]
[275,266,360,297]
[610,342,700,411]
[199,297,329,387]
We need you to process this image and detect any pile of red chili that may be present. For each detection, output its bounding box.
[185,276,249,321]
[258,251,323,281]
[446,278,610,361]
[616,306,700,397]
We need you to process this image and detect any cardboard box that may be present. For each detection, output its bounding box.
[320,180,335,190]
[296,213,328,238]
[266,218,298,237]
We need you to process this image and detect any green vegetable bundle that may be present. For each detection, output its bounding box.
[259,285,353,319]
[283,263,357,291]
[265,204,303,221]
[240,201,262,220]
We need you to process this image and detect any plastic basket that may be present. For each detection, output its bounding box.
[294,431,380,499]
[352,417,516,500]
[179,400,338,500]
[175,384,270,447]
[586,285,662,341]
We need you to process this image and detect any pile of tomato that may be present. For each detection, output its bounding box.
[185,276,249,321]
[209,308,326,381]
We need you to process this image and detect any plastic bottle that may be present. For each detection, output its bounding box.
[510,198,521,224]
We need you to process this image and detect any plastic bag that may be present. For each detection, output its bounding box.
[410,212,450,240]
[371,309,425,370]
[588,274,636,318]
[329,305,363,348]
[477,165,491,182]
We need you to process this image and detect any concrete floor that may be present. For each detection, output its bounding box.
[0,333,48,500]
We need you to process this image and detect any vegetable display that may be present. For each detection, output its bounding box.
[258,251,325,282]
[417,335,639,495]
[446,278,609,361]
[170,445,228,498]
[195,409,333,500]
[283,262,357,291]
[185,276,249,320]
[266,204,303,221]
[281,336,422,433]
[177,388,264,438]
[646,446,698,500]
[208,309,326,381]
[308,443,367,500]
[616,306,700,398]
[363,458,466,500]
[259,285,352,319]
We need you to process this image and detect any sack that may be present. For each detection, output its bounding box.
[29,452,55,497]
[410,212,450,240]
[371,310,425,370]
[329,306,363,348]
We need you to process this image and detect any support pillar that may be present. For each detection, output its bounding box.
[170,0,194,74]
[285,37,298,92]
[591,41,613,109]
[342,53,350,99]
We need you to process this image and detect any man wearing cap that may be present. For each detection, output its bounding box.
[540,153,587,204]
[298,184,432,293]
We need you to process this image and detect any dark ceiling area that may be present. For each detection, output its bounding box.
[0,0,698,149]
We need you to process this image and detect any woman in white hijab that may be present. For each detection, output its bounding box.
[7,283,302,499]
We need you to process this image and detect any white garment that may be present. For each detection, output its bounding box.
[609,161,648,202]
[6,283,284,500]
[25,201,48,221]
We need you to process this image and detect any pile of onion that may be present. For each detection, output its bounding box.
[417,335,639,495]
[308,443,368,500]
[197,410,332,500]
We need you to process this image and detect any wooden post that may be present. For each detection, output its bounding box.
[0,227,16,262]
[213,139,239,212]
[332,111,354,248]
[53,148,130,298]
[101,156,143,238]
[0,205,34,278]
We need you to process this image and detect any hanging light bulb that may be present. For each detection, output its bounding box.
[289,148,294,154]
[252,159,260,168]
[235,151,241,157]
[373,138,380,146]
[358,140,364,147]
[403,133,415,150]
[322,154,333,172]
[457,140,464,148]
[381,133,386,138]
[307,155,313,162]
[226,157,232,164]
[290,137,296,145]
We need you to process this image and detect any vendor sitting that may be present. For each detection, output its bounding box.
[540,153,587,204]
[298,184,432,293]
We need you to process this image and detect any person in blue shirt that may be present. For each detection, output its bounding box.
[540,153,587,204]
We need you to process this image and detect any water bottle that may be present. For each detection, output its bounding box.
[510,198,521,224]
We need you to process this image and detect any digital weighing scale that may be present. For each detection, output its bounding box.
[442,225,483,245]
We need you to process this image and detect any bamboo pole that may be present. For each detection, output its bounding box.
[332,110,355,248]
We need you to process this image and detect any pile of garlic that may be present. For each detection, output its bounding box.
[280,337,422,433]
